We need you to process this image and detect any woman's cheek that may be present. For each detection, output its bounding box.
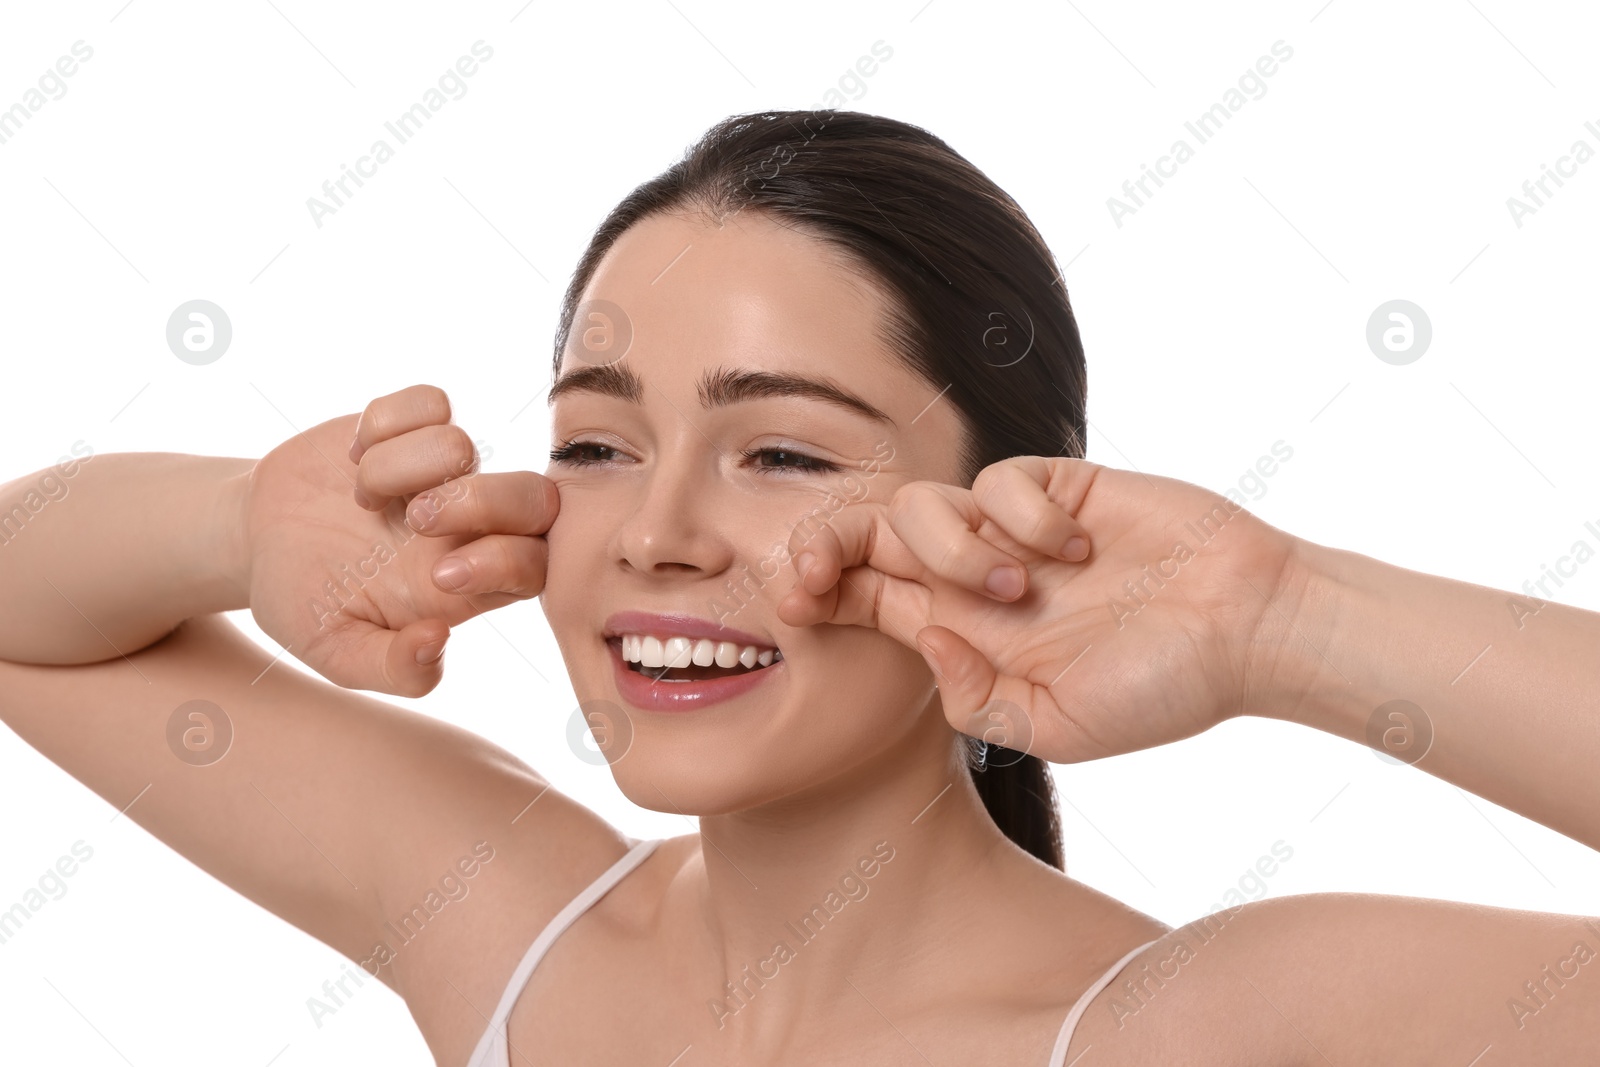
[537,481,597,614]
[755,542,789,583]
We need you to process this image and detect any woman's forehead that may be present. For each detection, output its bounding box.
[589,211,885,335]
[565,214,900,398]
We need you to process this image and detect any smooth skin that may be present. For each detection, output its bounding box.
[1,209,1597,1065]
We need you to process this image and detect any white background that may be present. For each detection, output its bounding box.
[2,1,1598,1063]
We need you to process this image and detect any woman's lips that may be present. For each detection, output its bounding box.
[608,638,783,712]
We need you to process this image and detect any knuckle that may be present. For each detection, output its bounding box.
[812,520,842,565]
[971,463,1002,498]
[531,472,560,523]
[973,462,1020,513]
[408,383,452,423]
[364,407,398,445]
[438,425,478,476]
[486,535,518,576]
[496,475,540,533]
[489,536,542,596]
[368,393,411,441]
[369,385,451,445]
[516,539,549,597]
[455,482,487,531]
[363,412,392,446]
[933,536,963,576]
[1023,507,1058,545]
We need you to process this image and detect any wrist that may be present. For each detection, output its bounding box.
[213,460,256,611]
[1244,536,1370,743]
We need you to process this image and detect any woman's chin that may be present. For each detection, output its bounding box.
[609,756,787,818]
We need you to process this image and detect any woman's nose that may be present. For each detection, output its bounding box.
[611,458,735,579]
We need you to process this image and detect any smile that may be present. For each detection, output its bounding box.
[606,634,784,712]
[618,633,781,678]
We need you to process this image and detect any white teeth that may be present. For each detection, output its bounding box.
[640,635,664,668]
[617,632,779,670]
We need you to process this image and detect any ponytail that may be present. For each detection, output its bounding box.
[966,738,1065,870]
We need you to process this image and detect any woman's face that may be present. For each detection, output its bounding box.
[540,208,969,815]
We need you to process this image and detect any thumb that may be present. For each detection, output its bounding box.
[320,617,451,697]
[915,624,997,734]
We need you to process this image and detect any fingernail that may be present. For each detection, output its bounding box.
[433,558,470,590]
[349,436,364,463]
[353,486,372,509]
[796,552,817,583]
[985,565,1025,599]
[1062,536,1088,561]
[416,637,448,665]
[408,498,437,531]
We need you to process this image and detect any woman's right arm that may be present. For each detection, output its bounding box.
[0,451,254,664]
[0,392,631,1039]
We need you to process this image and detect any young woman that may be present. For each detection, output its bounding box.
[2,110,1595,1065]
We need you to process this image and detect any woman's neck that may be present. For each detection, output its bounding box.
[677,716,1051,1040]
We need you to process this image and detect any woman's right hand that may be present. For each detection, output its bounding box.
[240,383,557,696]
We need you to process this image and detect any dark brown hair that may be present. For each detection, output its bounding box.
[553,110,1086,871]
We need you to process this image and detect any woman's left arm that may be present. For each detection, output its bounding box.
[1260,538,1600,851]
[778,454,1599,852]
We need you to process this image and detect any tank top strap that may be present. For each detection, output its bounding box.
[1045,937,1160,1067]
[465,836,664,1067]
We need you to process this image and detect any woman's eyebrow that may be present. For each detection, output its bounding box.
[547,362,896,426]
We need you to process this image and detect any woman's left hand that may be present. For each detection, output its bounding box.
[775,456,1308,764]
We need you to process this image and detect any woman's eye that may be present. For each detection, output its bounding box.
[551,440,839,475]
[549,440,621,466]
[741,447,840,474]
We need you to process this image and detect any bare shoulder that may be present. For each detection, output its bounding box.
[1070,890,1600,1065]
[414,829,699,1063]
